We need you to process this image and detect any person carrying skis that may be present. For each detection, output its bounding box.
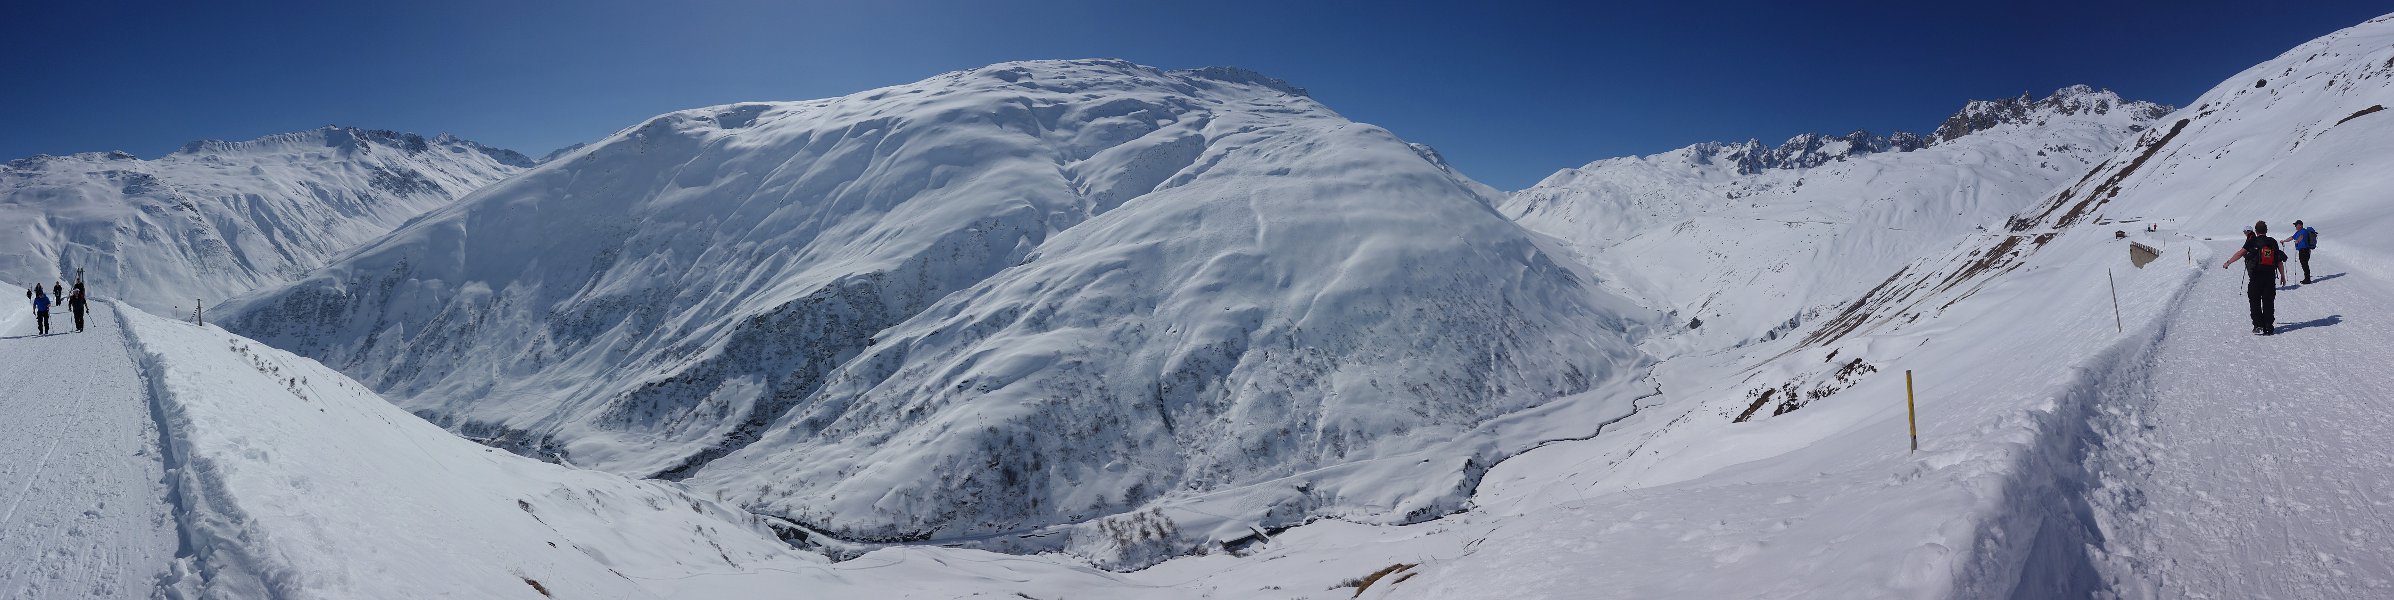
[2282,219,2319,284]
[68,282,87,333]
[2223,221,2288,335]
[30,287,50,336]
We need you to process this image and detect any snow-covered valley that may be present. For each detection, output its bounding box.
[6,10,2394,599]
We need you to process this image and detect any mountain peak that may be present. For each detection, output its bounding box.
[1932,85,2172,142]
[1169,66,1310,97]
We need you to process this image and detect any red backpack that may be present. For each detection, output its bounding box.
[2252,238,2282,266]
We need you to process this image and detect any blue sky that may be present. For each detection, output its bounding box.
[4,1,2386,189]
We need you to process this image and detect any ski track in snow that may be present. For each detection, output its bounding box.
[0,304,178,599]
[2089,249,2394,598]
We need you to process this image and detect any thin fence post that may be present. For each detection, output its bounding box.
[2108,269,2123,333]
[1906,370,1919,453]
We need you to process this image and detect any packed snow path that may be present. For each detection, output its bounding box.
[0,302,178,599]
[2091,248,2394,598]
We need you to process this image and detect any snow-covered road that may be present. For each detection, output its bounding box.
[0,302,178,599]
[2092,248,2394,598]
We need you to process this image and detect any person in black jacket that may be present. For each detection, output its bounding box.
[2222,221,2288,335]
[68,282,87,333]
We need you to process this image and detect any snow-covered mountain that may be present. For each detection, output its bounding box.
[1505,86,2171,353]
[0,127,532,314]
[12,9,2394,597]
[218,59,1655,564]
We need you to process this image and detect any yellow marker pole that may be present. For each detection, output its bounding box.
[1906,370,1919,453]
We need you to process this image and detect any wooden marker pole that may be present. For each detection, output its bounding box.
[1906,370,1919,453]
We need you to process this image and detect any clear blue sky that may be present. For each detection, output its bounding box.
[4,1,2387,189]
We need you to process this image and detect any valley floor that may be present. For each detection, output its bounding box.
[2087,249,2394,598]
[0,303,178,599]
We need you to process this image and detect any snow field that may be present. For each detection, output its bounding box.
[0,301,178,600]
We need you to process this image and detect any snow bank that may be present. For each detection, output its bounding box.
[117,305,828,598]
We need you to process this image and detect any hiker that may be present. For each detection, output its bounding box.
[68,282,87,333]
[2283,219,2319,284]
[2222,221,2288,335]
[31,287,50,336]
[51,282,62,301]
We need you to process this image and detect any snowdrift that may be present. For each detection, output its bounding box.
[0,127,530,315]
[218,59,1655,563]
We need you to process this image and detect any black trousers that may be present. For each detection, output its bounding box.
[34,309,47,334]
[2247,275,2276,331]
[72,308,84,331]
[2298,248,2313,280]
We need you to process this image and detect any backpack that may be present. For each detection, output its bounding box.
[2247,237,2279,267]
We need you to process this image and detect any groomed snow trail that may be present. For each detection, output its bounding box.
[0,303,178,599]
[2090,249,2394,598]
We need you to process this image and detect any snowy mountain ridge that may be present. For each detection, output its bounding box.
[1533,86,2165,187]
[1505,85,2171,354]
[0,125,530,314]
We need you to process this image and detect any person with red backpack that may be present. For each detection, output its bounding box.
[2223,221,2288,335]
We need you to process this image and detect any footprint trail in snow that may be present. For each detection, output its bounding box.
[0,304,179,599]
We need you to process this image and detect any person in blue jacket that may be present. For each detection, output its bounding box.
[31,287,51,336]
[2282,219,2319,284]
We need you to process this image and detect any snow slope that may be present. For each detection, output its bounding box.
[111,304,839,598]
[0,127,532,315]
[217,59,1655,565]
[1375,13,2394,598]
[1504,86,2170,353]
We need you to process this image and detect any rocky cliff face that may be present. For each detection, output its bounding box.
[1934,85,2173,142]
